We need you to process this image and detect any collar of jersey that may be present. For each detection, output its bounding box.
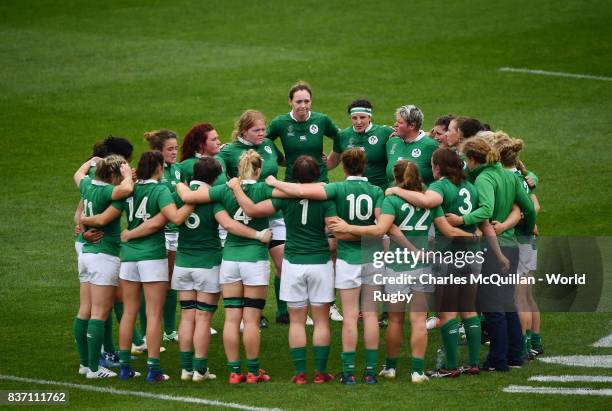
[195,152,204,158]
[190,180,208,187]
[91,179,109,186]
[237,137,255,146]
[352,123,373,134]
[241,179,257,185]
[346,176,368,181]
[403,130,427,143]
[509,166,519,173]
[138,179,158,184]
[289,110,311,122]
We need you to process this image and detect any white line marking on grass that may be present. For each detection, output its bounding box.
[504,385,612,396]
[0,374,284,411]
[498,67,612,82]
[529,375,612,383]
[538,355,612,368]
[592,333,612,347]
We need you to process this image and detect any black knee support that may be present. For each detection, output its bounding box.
[180,300,197,310]
[243,297,266,310]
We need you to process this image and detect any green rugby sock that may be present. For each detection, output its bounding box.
[193,357,208,373]
[247,358,260,374]
[73,317,89,366]
[147,357,161,372]
[103,314,115,353]
[441,318,459,369]
[227,360,241,374]
[313,345,330,373]
[526,329,532,350]
[463,315,481,366]
[118,349,131,367]
[290,346,307,374]
[341,351,356,375]
[364,349,378,376]
[385,357,398,369]
[411,357,425,374]
[86,319,105,372]
[180,351,194,372]
[531,332,542,348]
[275,276,288,316]
[163,289,177,334]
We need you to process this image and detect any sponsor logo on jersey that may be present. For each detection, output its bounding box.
[412,148,421,158]
[368,135,378,145]
[390,143,397,155]
[309,124,318,134]
[287,125,294,136]
[299,135,306,141]
[175,170,181,179]
[264,145,273,154]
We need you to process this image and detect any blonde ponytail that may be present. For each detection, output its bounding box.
[238,149,262,180]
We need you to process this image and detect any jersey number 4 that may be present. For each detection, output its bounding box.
[234,207,252,225]
[126,196,151,222]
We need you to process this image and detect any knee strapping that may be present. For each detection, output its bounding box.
[223,297,244,309]
[180,300,197,310]
[196,301,218,313]
[243,297,266,310]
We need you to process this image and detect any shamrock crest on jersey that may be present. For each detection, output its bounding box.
[264,145,273,154]
[368,135,378,145]
[309,124,318,134]
[412,148,421,157]
[175,169,181,179]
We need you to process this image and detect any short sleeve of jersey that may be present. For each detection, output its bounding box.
[208,185,226,203]
[324,115,339,138]
[261,184,274,199]
[323,182,337,199]
[323,200,337,218]
[101,184,114,204]
[265,119,280,141]
[373,187,384,209]
[381,197,396,216]
[78,177,91,198]
[157,185,174,209]
[173,192,184,208]
[428,180,445,197]
[432,205,444,219]
[213,202,225,214]
[271,198,285,211]
[332,134,342,154]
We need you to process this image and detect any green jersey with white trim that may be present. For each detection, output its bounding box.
[381,195,441,270]
[334,124,393,189]
[79,179,123,256]
[428,177,479,235]
[218,138,281,180]
[385,133,438,185]
[120,180,174,262]
[174,181,223,268]
[266,111,339,182]
[208,181,272,262]
[512,168,538,243]
[161,163,181,233]
[178,154,227,186]
[323,177,383,264]
[271,198,336,264]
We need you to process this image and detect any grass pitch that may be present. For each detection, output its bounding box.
[1,0,611,409]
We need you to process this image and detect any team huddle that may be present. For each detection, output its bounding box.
[72,81,543,385]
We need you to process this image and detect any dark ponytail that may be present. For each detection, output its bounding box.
[136,151,164,180]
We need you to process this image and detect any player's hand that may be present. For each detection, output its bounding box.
[89,156,103,165]
[131,168,137,182]
[385,187,399,196]
[525,175,536,189]
[120,163,132,179]
[328,218,350,233]
[74,224,82,236]
[497,253,511,273]
[533,224,539,236]
[265,175,278,187]
[227,177,241,190]
[121,229,132,243]
[445,213,463,227]
[491,220,505,235]
[256,228,272,243]
[83,228,103,243]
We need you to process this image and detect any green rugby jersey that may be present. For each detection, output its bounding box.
[512,168,538,244]
[334,123,393,189]
[271,198,336,264]
[120,180,174,262]
[161,162,181,233]
[381,195,441,270]
[208,181,272,262]
[323,177,383,264]
[178,154,227,186]
[266,111,339,182]
[76,176,93,245]
[79,178,123,256]
[174,181,223,268]
[385,133,438,185]
[218,137,281,180]
[463,163,536,247]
